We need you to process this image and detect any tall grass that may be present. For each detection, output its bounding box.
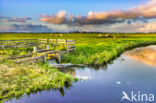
[0,61,75,102]
[62,40,156,66]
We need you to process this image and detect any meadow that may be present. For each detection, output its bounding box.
[1,33,156,65]
[0,33,156,102]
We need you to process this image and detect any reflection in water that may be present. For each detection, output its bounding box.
[59,68,76,77]
[59,67,93,80]
[125,46,156,67]
[59,88,65,96]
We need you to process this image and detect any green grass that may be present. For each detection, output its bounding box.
[0,61,75,102]
[1,33,156,66]
[0,33,156,102]
[1,33,155,65]
[62,37,156,66]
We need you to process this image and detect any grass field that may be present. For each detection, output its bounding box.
[0,33,156,102]
[1,33,156,65]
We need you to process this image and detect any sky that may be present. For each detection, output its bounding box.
[0,0,156,33]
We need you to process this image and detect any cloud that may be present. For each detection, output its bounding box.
[138,22,156,32]
[75,13,125,25]
[67,22,156,33]
[3,17,32,22]
[129,0,156,19]
[0,24,53,32]
[40,11,68,24]
[0,16,10,19]
[40,0,156,25]
[102,22,156,33]
[126,47,156,67]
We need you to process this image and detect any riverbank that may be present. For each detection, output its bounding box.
[8,45,156,103]
[1,33,156,102]
[0,61,75,102]
[62,40,156,66]
[57,34,156,66]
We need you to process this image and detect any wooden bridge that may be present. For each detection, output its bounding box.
[0,39,76,63]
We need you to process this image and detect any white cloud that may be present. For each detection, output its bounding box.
[40,0,156,25]
[138,22,156,32]
[40,11,68,24]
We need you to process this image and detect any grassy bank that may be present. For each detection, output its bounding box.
[0,61,75,102]
[62,39,156,66]
[1,33,156,66]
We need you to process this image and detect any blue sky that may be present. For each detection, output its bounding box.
[0,0,146,17]
[0,0,156,32]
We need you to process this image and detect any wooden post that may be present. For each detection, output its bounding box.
[58,52,61,63]
[66,40,69,54]
[43,54,47,62]
[47,39,49,45]
[65,39,68,45]
[47,45,50,50]
[65,39,68,53]
[56,39,57,45]
[74,40,76,52]
[33,46,37,53]
[36,40,39,48]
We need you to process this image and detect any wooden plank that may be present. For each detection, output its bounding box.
[14,42,30,44]
[0,39,37,41]
[58,42,66,44]
[67,48,76,51]
[57,39,66,41]
[39,39,47,41]
[39,40,46,41]
[0,43,16,44]
[37,50,51,53]
[67,46,76,48]
[67,40,76,42]
[48,51,59,54]
[0,39,77,54]
[50,39,57,41]
[66,43,76,45]
[60,51,68,54]
[15,55,44,63]
[7,54,33,60]
[0,41,35,44]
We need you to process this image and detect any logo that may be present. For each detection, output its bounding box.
[121,91,155,102]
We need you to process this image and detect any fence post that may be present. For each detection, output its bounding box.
[47,39,49,45]
[33,46,37,53]
[65,39,68,53]
[65,39,68,45]
[47,45,50,50]
[56,39,58,45]
[43,54,47,62]
[58,52,61,63]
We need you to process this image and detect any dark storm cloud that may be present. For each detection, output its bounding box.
[4,17,32,22]
[0,16,11,19]
[0,24,53,32]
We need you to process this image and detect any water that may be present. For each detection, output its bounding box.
[5,46,156,103]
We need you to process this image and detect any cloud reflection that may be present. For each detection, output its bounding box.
[125,46,156,67]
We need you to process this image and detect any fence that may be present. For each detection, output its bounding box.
[0,39,38,49]
[0,39,76,52]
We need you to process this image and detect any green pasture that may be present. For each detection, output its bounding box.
[0,33,156,102]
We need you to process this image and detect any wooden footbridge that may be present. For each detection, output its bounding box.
[0,39,76,63]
